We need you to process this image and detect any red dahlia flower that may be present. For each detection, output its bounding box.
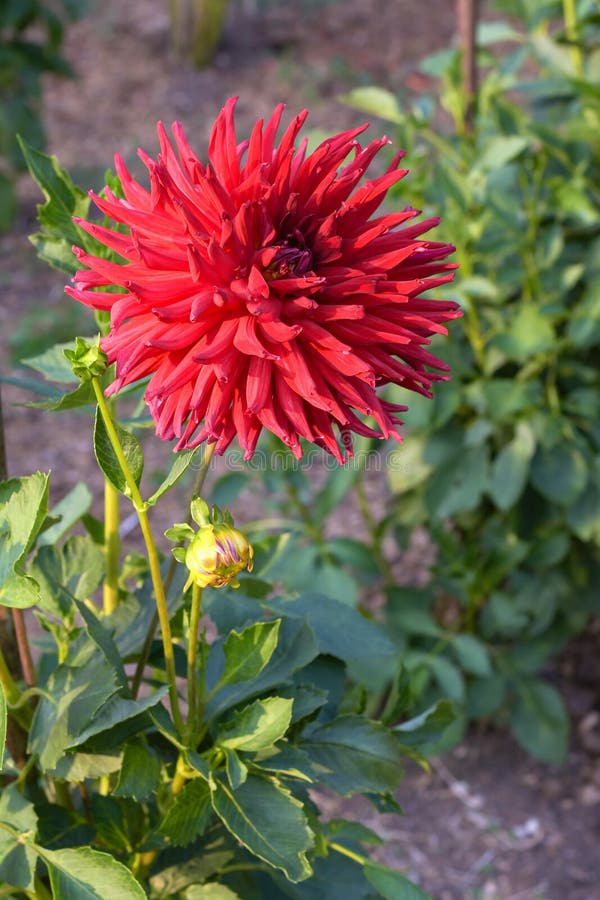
[67,97,460,462]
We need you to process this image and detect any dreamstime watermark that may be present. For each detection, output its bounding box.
[189,445,421,474]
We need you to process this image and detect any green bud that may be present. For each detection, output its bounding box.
[184,522,254,590]
[64,336,108,382]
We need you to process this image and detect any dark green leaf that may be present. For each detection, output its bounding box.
[28,658,119,770]
[488,422,535,510]
[72,597,129,693]
[364,861,432,900]
[93,407,144,496]
[268,593,397,666]
[216,697,293,752]
[68,687,169,749]
[224,747,248,789]
[302,716,404,796]
[36,845,146,898]
[217,620,281,689]
[509,679,569,763]
[113,741,162,800]
[147,449,199,506]
[206,618,318,720]
[149,850,234,897]
[25,380,96,411]
[394,700,456,757]
[160,779,212,846]
[426,445,489,519]
[0,472,49,607]
[0,786,37,890]
[19,139,92,274]
[211,773,313,882]
[185,885,241,899]
[52,752,122,782]
[531,443,587,506]
[450,634,492,677]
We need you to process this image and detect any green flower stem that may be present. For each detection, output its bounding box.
[562,0,583,77]
[186,582,203,738]
[130,441,216,700]
[103,393,121,615]
[103,477,120,615]
[91,378,184,735]
[329,841,367,866]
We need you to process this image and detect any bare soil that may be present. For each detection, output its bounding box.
[2,2,600,897]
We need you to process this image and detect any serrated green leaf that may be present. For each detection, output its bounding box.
[217,697,294,753]
[113,741,162,800]
[30,535,105,618]
[28,658,119,770]
[67,687,169,750]
[0,472,49,605]
[0,786,37,890]
[22,340,82,383]
[394,700,456,757]
[19,139,91,275]
[268,593,397,666]
[160,779,212,846]
[35,845,146,899]
[364,861,432,899]
[72,598,129,693]
[301,716,404,796]
[211,773,313,882]
[224,747,248,789]
[53,752,122,782]
[252,744,315,782]
[93,407,144,496]
[206,618,319,720]
[147,449,199,506]
[25,380,96,411]
[217,620,281,689]
[149,851,235,896]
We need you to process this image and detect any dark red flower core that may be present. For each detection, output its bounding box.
[67,97,460,462]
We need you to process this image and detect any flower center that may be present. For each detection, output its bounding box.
[268,242,313,279]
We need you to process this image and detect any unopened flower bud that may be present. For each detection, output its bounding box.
[184,522,253,590]
[64,336,108,382]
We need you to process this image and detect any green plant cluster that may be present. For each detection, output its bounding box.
[0,144,453,898]
[0,0,83,230]
[337,0,600,762]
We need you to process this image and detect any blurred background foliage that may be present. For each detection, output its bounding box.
[0,0,86,230]
[5,0,600,764]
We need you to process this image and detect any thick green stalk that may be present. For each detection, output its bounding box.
[103,477,120,615]
[186,582,203,739]
[562,0,584,76]
[91,378,184,735]
[130,441,216,699]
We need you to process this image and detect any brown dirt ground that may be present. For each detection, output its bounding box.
[2,1,600,897]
